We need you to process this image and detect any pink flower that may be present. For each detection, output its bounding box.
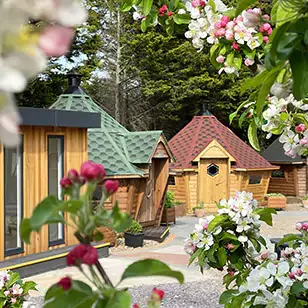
[66,244,98,266]
[226,243,235,250]
[232,41,240,51]
[221,21,227,27]
[68,169,79,181]
[39,25,74,57]
[11,298,17,304]
[192,0,206,8]
[4,290,10,296]
[152,288,165,300]
[235,16,243,24]
[261,251,270,260]
[296,222,303,230]
[214,22,222,29]
[267,28,272,35]
[244,58,254,66]
[289,272,295,279]
[216,55,225,63]
[229,271,235,277]
[221,16,230,23]
[214,28,226,37]
[104,180,119,194]
[226,21,235,29]
[133,305,140,308]
[302,223,308,230]
[263,14,270,20]
[262,23,271,31]
[225,30,234,40]
[295,124,306,132]
[300,137,308,146]
[60,177,73,189]
[263,36,269,43]
[203,223,209,230]
[296,269,303,276]
[80,161,106,181]
[159,4,168,16]
[57,277,72,290]
[167,11,174,17]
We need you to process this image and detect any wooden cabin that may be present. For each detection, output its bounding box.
[262,138,307,197]
[168,113,278,213]
[0,107,101,263]
[50,72,174,242]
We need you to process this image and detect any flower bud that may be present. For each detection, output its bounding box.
[104,180,119,194]
[263,36,269,43]
[226,243,235,250]
[302,223,308,230]
[289,272,295,279]
[60,177,73,189]
[296,269,303,276]
[261,251,270,260]
[66,244,98,266]
[244,58,254,66]
[263,14,270,20]
[68,169,79,181]
[229,271,235,277]
[133,305,140,308]
[300,137,308,146]
[295,124,306,133]
[232,41,240,51]
[221,16,230,23]
[152,288,165,300]
[80,161,106,181]
[159,4,168,16]
[167,11,174,17]
[57,277,72,290]
[216,55,225,64]
[296,223,303,231]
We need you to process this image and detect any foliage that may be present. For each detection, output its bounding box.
[0,270,36,308]
[265,193,285,198]
[20,162,183,307]
[126,220,143,234]
[164,191,175,208]
[194,201,205,210]
[302,195,308,201]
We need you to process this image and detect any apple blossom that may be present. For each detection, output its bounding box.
[216,55,225,63]
[295,124,306,133]
[244,58,254,66]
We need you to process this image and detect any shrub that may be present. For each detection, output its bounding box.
[164,191,175,208]
[126,220,143,234]
[193,201,205,210]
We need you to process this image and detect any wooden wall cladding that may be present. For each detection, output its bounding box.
[0,126,88,261]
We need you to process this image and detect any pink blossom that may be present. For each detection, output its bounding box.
[267,28,272,35]
[261,251,270,260]
[4,291,10,296]
[214,22,222,29]
[226,21,235,29]
[263,14,270,20]
[289,272,295,279]
[296,222,303,230]
[221,21,227,27]
[296,269,303,276]
[285,150,296,158]
[216,55,225,63]
[159,4,168,16]
[203,223,209,230]
[263,36,269,43]
[80,161,106,181]
[221,16,230,23]
[226,243,235,250]
[229,271,235,277]
[232,41,240,51]
[104,180,119,194]
[295,124,306,133]
[11,298,17,304]
[60,177,73,189]
[225,30,234,40]
[167,11,174,17]
[68,169,79,181]
[39,25,74,57]
[236,16,243,22]
[300,137,308,146]
[244,58,254,66]
[302,223,308,230]
[192,0,206,8]
[262,23,271,31]
[214,28,226,37]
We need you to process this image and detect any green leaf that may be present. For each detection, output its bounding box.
[248,121,260,151]
[229,100,250,124]
[93,230,104,242]
[207,215,229,232]
[235,0,258,15]
[241,69,269,94]
[120,0,134,12]
[254,208,277,226]
[20,218,32,244]
[290,50,308,100]
[120,259,184,284]
[276,33,300,61]
[173,14,191,25]
[166,23,174,36]
[238,109,250,128]
[221,232,239,242]
[7,272,21,287]
[189,248,201,265]
[259,236,267,247]
[22,281,37,294]
[217,247,227,267]
[277,234,302,246]
[210,44,221,68]
[223,8,236,19]
[142,0,153,16]
[250,238,261,252]
[105,290,131,308]
[141,19,148,32]
[208,0,216,11]
[233,54,242,70]
[111,203,132,232]
[219,289,238,304]
[291,281,306,295]
[230,292,247,307]
[60,200,83,214]
[30,196,61,231]
[276,3,298,27]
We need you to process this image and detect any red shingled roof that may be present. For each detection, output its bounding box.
[169,115,274,170]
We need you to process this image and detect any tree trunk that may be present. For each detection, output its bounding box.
[114,8,121,122]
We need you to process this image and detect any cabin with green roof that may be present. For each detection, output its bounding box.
[50,72,174,240]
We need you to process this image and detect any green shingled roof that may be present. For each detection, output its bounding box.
[50,93,167,176]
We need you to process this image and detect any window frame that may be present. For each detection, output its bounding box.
[168,176,176,186]
[248,175,262,185]
[47,135,65,247]
[4,137,24,257]
[271,170,286,179]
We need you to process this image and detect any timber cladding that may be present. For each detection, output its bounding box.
[0,126,88,261]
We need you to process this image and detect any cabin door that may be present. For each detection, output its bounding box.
[199,158,229,210]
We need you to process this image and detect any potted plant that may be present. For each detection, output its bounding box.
[124,220,144,248]
[193,202,206,218]
[175,201,185,217]
[302,195,308,208]
[263,193,286,209]
[161,191,176,224]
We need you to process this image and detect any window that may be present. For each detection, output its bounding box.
[48,136,65,246]
[4,139,23,256]
[207,164,219,177]
[249,175,262,185]
[168,176,176,185]
[272,170,285,178]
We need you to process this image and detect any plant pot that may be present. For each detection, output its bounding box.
[124,232,144,248]
[175,205,185,217]
[161,207,176,224]
[194,208,205,218]
[264,196,286,209]
[303,200,308,208]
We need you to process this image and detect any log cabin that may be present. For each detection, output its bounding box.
[0,107,107,274]
[50,72,174,243]
[168,111,278,214]
[262,138,307,197]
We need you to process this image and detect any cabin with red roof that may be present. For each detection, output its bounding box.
[168,113,278,213]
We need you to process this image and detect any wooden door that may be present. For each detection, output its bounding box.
[199,158,229,207]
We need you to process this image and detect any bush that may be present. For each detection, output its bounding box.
[126,220,143,234]
[164,191,175,208]
[302,195,308,200]
[265,193,285,197]
[193,201,205,210]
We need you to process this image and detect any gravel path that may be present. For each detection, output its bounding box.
[25,280,222,307]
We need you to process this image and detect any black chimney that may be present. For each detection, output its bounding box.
[63,70,85,95]
[201,103,212,116]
